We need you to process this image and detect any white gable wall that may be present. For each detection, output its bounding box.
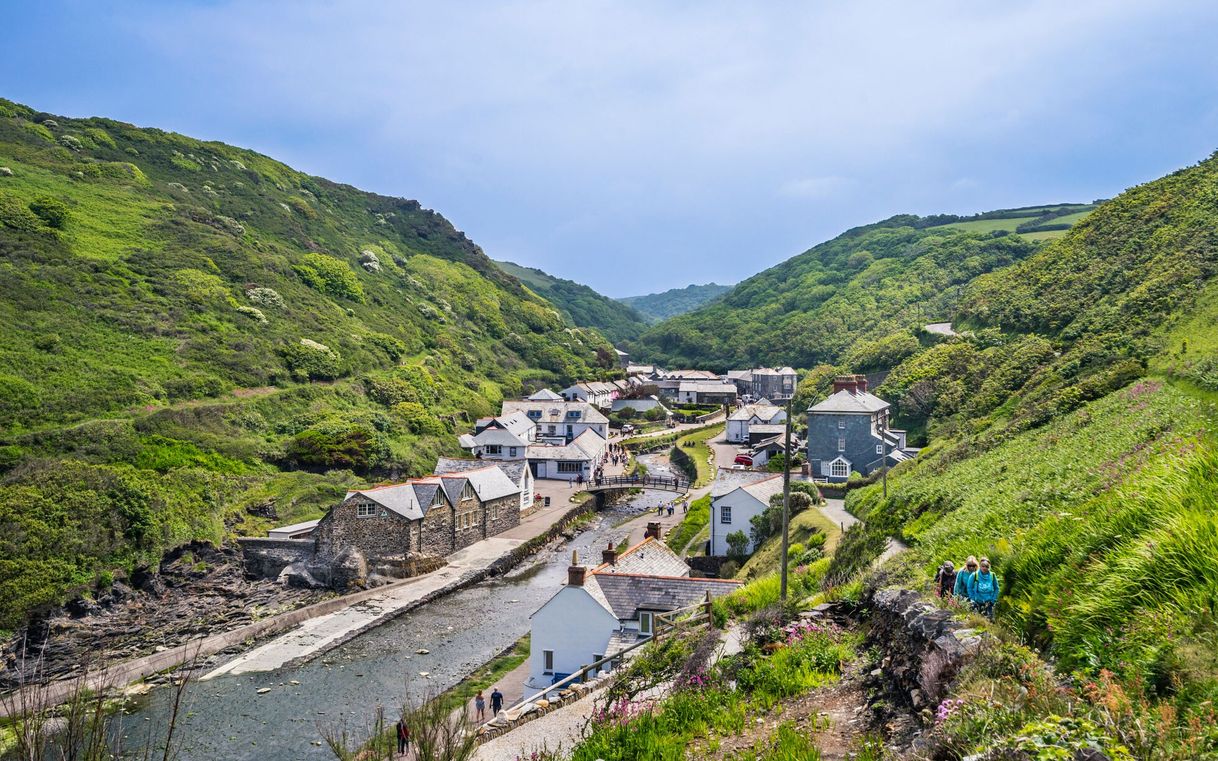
[526,586,620,690]
[709,488,769,556]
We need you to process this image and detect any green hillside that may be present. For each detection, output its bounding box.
[828,153,1218,752]
[618,282,732,323]
[631,204,1096,372]
[493,259,647,345]
[0,98,615,629]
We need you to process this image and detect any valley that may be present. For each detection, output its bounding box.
[1,92,1217,761]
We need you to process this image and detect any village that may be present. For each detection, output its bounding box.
[222,359,918,748]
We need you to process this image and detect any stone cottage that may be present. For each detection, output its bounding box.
[806,374,913,481]
[313,465,522,563]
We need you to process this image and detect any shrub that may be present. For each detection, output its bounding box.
[726,530,749,561]
[282,338,343,380]
[33,333,62,353]
[28,195,70,229]
[391,401,448,435]
[246,287,285,309]
[295,253,365,302]
[0,193,41,231]
[284,423,386,470]
[236,305,266,323]
[718,559,739,579]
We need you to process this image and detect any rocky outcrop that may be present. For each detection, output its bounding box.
[862,587,985,745]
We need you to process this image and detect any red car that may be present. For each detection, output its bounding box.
[734,454,753,466]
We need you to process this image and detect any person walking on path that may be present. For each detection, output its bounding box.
[968,557,1000,620]
[934,561,957,598]
[490,687,504,716]
[954,556,977,599]
[395,717,410,756]
[474,690,486,721]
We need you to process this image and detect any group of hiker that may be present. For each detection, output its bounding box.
[934,555,1000,620]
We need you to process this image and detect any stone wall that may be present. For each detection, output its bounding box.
[315,496,414,562]
[863,587,985,722]
[419,504,454,556]
[484,493,520,538]
[238,538,316,579]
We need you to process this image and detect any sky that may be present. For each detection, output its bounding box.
[4,2,1218,296]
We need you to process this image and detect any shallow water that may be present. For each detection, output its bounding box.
[121,481,674,760]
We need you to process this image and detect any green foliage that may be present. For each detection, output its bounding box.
[666,494,710,554]
[28,195,70,228]
[618,282,732,323]
[295,252,366,302]
[495,259,647,344]
[0,98,614,627]
[725,530,749,561]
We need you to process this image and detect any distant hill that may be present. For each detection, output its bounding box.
[0,98,614,628]
[494,259,648,344]
[631,203,1097,370]
[618,282,732,323]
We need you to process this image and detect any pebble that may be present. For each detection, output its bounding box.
[256,687,271,694]
[419,671,430,678]
[417,648,430,654]
[289,680,300,686]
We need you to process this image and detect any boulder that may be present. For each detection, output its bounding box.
[0,167,12,176]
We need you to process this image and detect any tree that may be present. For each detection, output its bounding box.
[725,530,749,561]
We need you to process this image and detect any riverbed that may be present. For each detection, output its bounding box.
[122,474,675,761]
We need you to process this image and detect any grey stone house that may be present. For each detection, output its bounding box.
[314,465,521,562]
[806,375,912,482]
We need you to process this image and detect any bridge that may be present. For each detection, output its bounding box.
[588,474,690,494]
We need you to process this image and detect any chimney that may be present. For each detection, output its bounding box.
[645,522,662,540]
[854,374,868,394]
[567,550,586,586]
[601,541,618,566]
[832,376,858,395]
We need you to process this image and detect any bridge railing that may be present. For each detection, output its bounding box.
[590,474,690,492]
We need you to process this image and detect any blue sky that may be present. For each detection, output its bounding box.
[4,2,1218,296]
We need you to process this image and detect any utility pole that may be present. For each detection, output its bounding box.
[779,393,794,601]
[881,412,888,498]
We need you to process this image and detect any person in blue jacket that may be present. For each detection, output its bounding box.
[953,556,977,600]
[968,557,1000,620]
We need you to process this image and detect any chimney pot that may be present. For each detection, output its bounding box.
[855,374,868,393]
[832,376,858,395]
[568,549,586,586]
[601,541,618,565]
[644,522,662,540]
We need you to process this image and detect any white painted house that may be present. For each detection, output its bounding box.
[726,403,787,444]
[458,410,536,460]
[561,381,619,409]
[501,398,609,445]
[709,471,786,556]
[526,429,607,480]
[526,538,740,690]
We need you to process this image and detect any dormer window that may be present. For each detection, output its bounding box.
[462,483,475,500]
[431,490,446,507]
[527,410,542,419]
[566,410,582,420]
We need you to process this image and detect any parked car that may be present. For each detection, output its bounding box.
[734,454,753,466]
[621,424,635,434]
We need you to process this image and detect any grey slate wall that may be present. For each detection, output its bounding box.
[315,496,416,561]
[807,411,884,480]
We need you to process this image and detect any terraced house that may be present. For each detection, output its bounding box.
[314,465,522,562]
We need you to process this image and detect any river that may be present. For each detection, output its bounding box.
[122,457,676,760]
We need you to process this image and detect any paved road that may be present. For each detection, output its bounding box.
[925,321,957,336]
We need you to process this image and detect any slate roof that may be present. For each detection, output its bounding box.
[729,403,784,422]
[750,424,786,436]
[453,466,521,502]
[502,399,609,425]
[678,380,737,394]
[710,468,784,498]
[605,629,642,656]
[738,474,786,504]
[526,429,607,461]
[587,574,741,620]
[592,536,690,578]
[726,370,753,382]
[469,427,528,448]
[808,389,891,414]
[434,457,529,489]
[345,482,433,521]
[528,388,564,401]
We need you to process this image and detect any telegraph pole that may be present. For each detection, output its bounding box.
[881,413,888,498]
[779,393,794,601]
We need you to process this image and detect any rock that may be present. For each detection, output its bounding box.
[131,567,167,597]
[416,648,430,655]
[289,680,300,686]
[419,671,430,678]
[256,687,271,694]
[0,167,12,176]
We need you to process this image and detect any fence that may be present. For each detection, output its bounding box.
[589,474,690,493]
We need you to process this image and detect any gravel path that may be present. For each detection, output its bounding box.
[472,688,600,760]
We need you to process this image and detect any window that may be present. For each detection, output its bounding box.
[431,490,446,507]
[566,424,573,436]
[831,460,849,478]
[463,483,475,500]
[593,653,604,667]
[837,419,846,429]
[639,612,654,637]
[837,437,846,452]
[557,461,582,474]
[485,445,501,455]
[720,505,732,524]
[548,425,556,434]
[509,447,517,457]
[876,444,883,455]
[357,503,377,518]
[543,649,554,673]
[527,409,541,419]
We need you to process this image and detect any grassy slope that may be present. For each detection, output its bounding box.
[737,507,840,582]
[618,282,732,323]
[632,205,1094,372]
[838,152,1218,718]
[494,259,648,345]
[0,98,615,628]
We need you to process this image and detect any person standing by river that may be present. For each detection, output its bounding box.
[395,717,410,756]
